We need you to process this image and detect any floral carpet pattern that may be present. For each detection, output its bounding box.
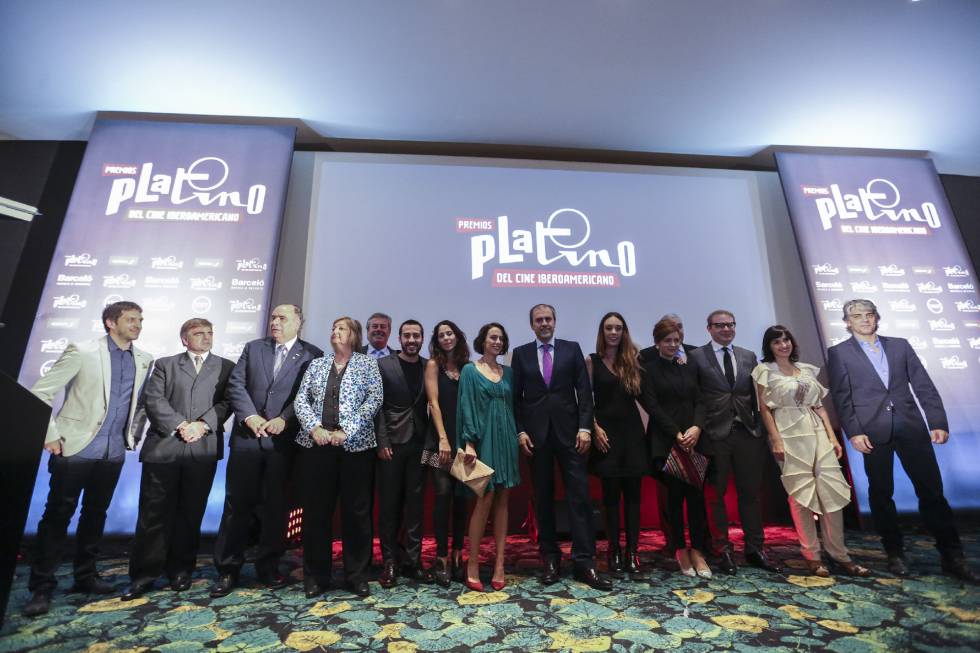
[2,527,978,652]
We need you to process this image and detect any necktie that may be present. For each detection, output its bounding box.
[541,343,553,386]
[371,348,385,359]
[193,354,203,374]
[722,346,735,388]
[273,344,287,379]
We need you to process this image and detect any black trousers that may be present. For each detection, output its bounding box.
[663,475,708,554]
[600,477,642,552]
[431,467,469,557]
[300,445,375,584]
[29,455,124,593]
[531,424,596,568]
[863,433,961,559]
[705,423,766,555]
[129,459,217,582]
[213,445,292,577]
[377,440,425,564]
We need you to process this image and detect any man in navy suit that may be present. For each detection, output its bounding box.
[210,304,323,596]
[512,304,610,590]
[828,299,975,582]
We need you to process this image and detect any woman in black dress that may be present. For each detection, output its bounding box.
[586,312,652,576]
[644,317,711,578]
[421,320,471,586]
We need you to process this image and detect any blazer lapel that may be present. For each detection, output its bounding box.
[195,353,219,386]
[880,336,899,390]
[387,354,410,398]
[178,353,197,382]
[262,339,276,383]
[848,336,888,390]
[99,337,111,406]
[702,343,726,383]
[276,341,307,384]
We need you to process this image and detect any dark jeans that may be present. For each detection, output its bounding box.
[377,440,425,564]
[431,467,469,557]
[600,476,641,552]
[663,474,708,554]
[29,455,124,593]
[705,423,766,555]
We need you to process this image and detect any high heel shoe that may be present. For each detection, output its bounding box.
[624,549,641,575]
[491,578,506,591]
[690,549,712,579]
[432,558,451,588]
[451,552,466,583]
[676,548,695,577]
[465,578,484,592]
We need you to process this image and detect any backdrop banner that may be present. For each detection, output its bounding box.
[776,152,980,511]
[19,119,295,533]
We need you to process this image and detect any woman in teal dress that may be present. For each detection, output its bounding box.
[458,322,520,592]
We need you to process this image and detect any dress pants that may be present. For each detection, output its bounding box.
[664,474,709,554]
[862,433,961,558]
[213,445,292,577]
[705,422,766,555]
[377,440,425,564]
[531,423,596,568]
[29,455,124,593]
[300,445,375,584]
[129,459,217,582]
[788,499,850,562]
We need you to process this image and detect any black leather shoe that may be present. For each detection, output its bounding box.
[540,558,561,585]
[170,573,192,592]
[607,546,623,575]
[258,571,288,589]
[573,567,613,591]
[23,592,51,617]
[746,551,783,574]
[210,574,236,597]
[887,555,909,577]
[941,556,979,584]
[402,562,434,584]
[718,551,738,576]
[121,578,155,601]
[451,554,466,583]
[431,558,451,588]
[378,561,398,589]
[624,550,641,575]
[348,580,370,597]
[71,575,115,594]
[303,577,324,599]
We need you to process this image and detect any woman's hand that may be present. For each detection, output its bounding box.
[831,437,843,459]
[330,429,348,447]
[679,426,701,449]
[438,436,453,466]
[593,424,610,453]
[464,443,477,465]
[769,435,785,461]
[312,427,331,446]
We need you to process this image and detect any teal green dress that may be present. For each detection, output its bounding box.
[456,364,520,490]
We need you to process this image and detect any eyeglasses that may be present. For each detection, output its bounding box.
[710,322,736,329]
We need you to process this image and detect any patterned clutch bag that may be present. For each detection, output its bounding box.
[662,444,709,488]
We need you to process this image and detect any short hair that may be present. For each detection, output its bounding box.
[528,303,556,324]
[102,301,142,333]
[842,298,880,333]
[653,317,683,344]
[429,320,471,371]
[706,309,735,327]
[333,316,362,350]
[655,313,683,339]
[399,319,423,337]
[474,322,510,355]
[367,312,392,326]
[179,317,213,339]
[761,325,799,363]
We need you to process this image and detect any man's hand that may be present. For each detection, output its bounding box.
[378,447,393,461]
[179,421,208,443]
[244,415,266,436]
[576,430,591,455]
[931,429,949,445]
[592,425,610,453]
[849,434,874,454]
[261,416,287,436]
[312,427,331,446]
[518,433,534,457]
[44,440,62,455]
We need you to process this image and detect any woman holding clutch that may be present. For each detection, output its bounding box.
[458,323,520,592]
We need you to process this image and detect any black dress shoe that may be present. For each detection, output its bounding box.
[607,546,624,575]
[451,554,466,583]
[624,550,641,575]
[378,561,398,588]
[540,558,561,585]
[258,571,288,589]
[121,578,155,601]
[71,575,115,594]
[23,592,51,617]
[348,580,370,597]
[718,551,738,575]
[303,577,324,599]
[746,551,783,574]
[887,555,909,577]
[573,567,613,591]
[170,573,192,592]
[431,558,451,588]
[402,562,434,584]
[210,574,236,597]
[941,556,979,584]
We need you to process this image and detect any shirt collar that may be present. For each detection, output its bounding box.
[858,336,882,350]
[711,340,733,353]
[368,344,390,355]
[277,336,298,352]
[187,350,210,362]
[107,336,132,354]
[536,337,555,349]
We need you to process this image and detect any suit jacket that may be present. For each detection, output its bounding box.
[225,337,324,451]
[294,352,383,452]
[359,345,400,356]
[375,353,429,449]
[141,351,235,462]
[511,338,594,444]
[687,342,759,448]
[827,335,947,444]
[31,335,153,456]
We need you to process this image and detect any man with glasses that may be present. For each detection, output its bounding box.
[688,310,782,576]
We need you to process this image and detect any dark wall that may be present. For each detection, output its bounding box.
[941,174,980,271]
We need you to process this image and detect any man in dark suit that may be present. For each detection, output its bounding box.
[827,299,976,582]
[123,318,235,600]
[210,304,323,596]
[512,304,610,590]
[688,309,781,575]
[360,312,399,358]
[375,319,432,587]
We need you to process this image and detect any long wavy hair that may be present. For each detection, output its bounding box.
[428,319,471,370]
[594,311,642,396]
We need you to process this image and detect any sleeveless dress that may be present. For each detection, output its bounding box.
[589,354,650,477]
[456,364,520,489]
[422,366,461,464]
[750,362,851,515]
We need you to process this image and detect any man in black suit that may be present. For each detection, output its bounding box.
[123,318,235,599]
[211,304,323,596]
[827,299,976,582]
[688,309,781,575]
[512,304,610,590]
[375,319,432,587]
[361,312,399,358]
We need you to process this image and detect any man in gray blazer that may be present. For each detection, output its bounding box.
[688,309,781,576]
[24,301,153,617]
[122,318,235,600]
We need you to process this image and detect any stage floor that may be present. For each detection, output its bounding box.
[2,526,979,652]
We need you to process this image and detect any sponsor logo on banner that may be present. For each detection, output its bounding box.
[195,258,223,268]
[53,294,87,310]
[968,337,980,350]
[928,319,956,332]
[878,264,906,277]
[889,299,916,313]
[231,278,265,290]
[236,257,268,272]
[151,255,184,270]
[804,178,941,233]
[103,294,124,306]
[955,300,980,313]
[467,209,636,285]
[896,319,920,329]
[965,321,980,329]
[815,281,843,292]
[850,280,878,293]
[227,321,258,334]
[926,298,944,314]
[56,274,93,287]
[40,338,69,354]
[943,265,970,278]
[912,266,934,275]
[143,296,176,312]
[222,341,247,357]
[103,273,136,289]
[822,299,844,312]
[189,276,223,291]
[948,282,975,293]
[40,360,57,376]
[812,263,839,276]
[940,355,968,370]
[144,275,180,289]
[108,255,139,266]
[229,298,262,314]
[847,265,870,274]
[105,157,268,218]
[907,336,929,350]
[64,253,98,268]
[882,282,910,293]
[917,282,943,294]
[47,318,79,329]
[191,296,212,313]
[829,336,849,346]
[932,337,961,349]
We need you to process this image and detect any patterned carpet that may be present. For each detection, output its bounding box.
[2,526,979,652]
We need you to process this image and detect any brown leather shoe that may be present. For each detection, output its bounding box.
[805,559,830,577]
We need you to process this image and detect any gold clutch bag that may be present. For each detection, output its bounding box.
[449,449,495,497]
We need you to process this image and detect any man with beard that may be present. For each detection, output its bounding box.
[375,319,433,587]
[361,313,399,358]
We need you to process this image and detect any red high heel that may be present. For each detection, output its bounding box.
[491,578,506,591]
[465,578,484,592]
